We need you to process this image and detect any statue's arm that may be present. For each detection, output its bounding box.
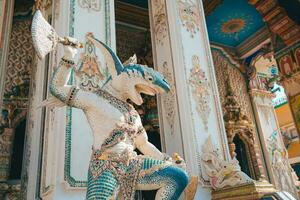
[135,129,164,160]
[49,44,98,110]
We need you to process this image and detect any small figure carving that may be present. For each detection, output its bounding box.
[267,134,298,197]
[201,136,253,190]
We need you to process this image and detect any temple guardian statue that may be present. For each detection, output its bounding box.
[32,10,190,200]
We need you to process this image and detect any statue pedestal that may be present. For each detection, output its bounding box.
[212,181,277,200]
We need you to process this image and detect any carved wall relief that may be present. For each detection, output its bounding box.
[212,49,254,124]
[188,55,211,130]
[266,132,299,197]
[201,136,253,190]
[177,0,200,37]
[78,0,101,12]
[4,20,33,95]
[223,80,263,179]
[153,0,168,45]
[212,47,266,180]
[161,62,176,134]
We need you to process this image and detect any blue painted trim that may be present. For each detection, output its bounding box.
[65,0,112,188]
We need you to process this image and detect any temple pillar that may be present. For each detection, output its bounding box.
[249,87,299,197]
[149,0,230,198]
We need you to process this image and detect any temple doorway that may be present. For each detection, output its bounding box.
[233,134,252,178]
[115,1,162,199]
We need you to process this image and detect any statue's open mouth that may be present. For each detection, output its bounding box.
[133,84,158,105]
[135,84,158,96]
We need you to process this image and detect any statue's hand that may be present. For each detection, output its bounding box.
[63,37,79,61]
[86,32,98,48]
[86,32,94,40]
[172,153,187,171]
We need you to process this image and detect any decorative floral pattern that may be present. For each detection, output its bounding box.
[4,20,33,94]
[153,0,168,45]
[76,39,108,92]
[212,49,254,120]
[78,0,101,12]
[162,62,176,134]
[177,0,200,37]
[212,48,269,180]
[189,55,211,130]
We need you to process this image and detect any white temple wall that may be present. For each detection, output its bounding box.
[149,0,230,198]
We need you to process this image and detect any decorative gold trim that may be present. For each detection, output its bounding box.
[212,181,277,200]
[188,55,211,130]
[177,0,201,38]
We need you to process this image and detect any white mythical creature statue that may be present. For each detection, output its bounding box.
[32,11,190,197]
[201,136,253,189]
[49,33,190,199]
[48,33,190,199]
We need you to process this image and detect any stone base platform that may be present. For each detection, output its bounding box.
[212,181,277,200]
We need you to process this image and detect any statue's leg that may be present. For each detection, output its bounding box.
[136,158,189,200]
[86,170,119,200]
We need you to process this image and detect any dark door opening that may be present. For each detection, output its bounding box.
[233,134,252,178]
[9,119,26,180]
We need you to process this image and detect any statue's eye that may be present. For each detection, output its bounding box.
[145,73,154,82]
